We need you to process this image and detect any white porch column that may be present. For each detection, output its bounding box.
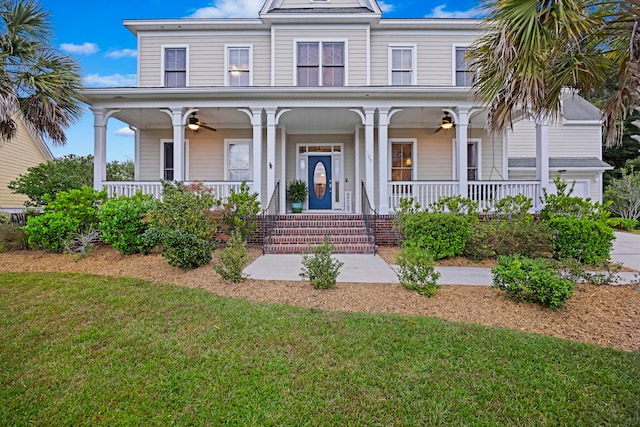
[265,107,277,200]
[354,126,361,213]
[455,108,469,197]
[280,124,287,213]
[90,107,119,191]
[131,125,140,180]
[364,107,376,203]
[535,116,550,193]
[377,109,389,214]
[170,108,185,181]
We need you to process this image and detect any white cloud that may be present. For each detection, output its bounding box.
[105,49,137,59]
[378,1,394,13]
[188,0,263,18]
[114,127,135,137]
[83,73,137,88]
[60,42,99,55]
[426,4,483,18]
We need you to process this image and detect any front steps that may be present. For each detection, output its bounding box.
[263,214,376,254]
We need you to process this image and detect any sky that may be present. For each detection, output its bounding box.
[37,0,482,162]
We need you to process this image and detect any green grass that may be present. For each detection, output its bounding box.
[1,273,638,426]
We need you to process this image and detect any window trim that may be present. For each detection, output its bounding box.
[451,138,482,181]
[225,44,253,87]
[388,44,417,86]
[224,139,253,181]
[389,139,417,181]
[452,44,474,87]
[160,139,190,180]
[161,44,189,87]
[293,39,348,87]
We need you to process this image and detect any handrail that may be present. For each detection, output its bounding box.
[361,181,378,253]
[261,181,280,253]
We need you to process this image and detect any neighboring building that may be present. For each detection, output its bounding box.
[0,116,53,212]
[82,0,609,215]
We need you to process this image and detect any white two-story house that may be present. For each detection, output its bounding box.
[83,0,610,215]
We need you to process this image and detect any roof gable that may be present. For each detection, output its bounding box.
[261,0,381,14]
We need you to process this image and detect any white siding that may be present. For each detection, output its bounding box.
[370,31,478,86]
[508,119,601,158]
[509,171,600,201]
[139,32,271,87]
[274,27,368,86]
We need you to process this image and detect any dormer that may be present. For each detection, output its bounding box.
[260,0,382,24]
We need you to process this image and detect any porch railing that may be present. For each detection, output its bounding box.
[103,181,253,204]
[261,181,280,252]
[388,181,541,212]
[361,181,377,250]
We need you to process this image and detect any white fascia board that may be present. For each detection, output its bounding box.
[124,19,267,34]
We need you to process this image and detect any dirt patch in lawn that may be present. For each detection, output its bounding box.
[1,245,638,352]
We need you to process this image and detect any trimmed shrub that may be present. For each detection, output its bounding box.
[396,242,441,297]
[403,212,470,259]
[430,195,480,222]
[0,212,10,224]
[300,236,344,289]
[540,176,610,221]
[145,182,219,269]
[23,187,106,253]
[213,231,249,283]
[492,255,575,310]
[222,182,260,241]
[464,219,553,261]
[489,194,533,219]
[161,230,215,270]
[607,217,639,231]
[547,217,614,265]
[99,193,155,255]
[0,224,28,252]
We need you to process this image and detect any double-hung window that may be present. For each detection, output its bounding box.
[297,42,344,87]
[226,46,251,86]
[455,47,475,87]
[391,142,414,181]
[164,47,187,87]
[390,46,415,85]
[225,140,252,181]
[467,141,478,181]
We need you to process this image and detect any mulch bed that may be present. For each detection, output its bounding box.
[1,245,638,352]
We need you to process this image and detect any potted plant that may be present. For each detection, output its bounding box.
[287,179,308,213]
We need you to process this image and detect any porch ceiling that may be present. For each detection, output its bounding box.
[107,106,490,133]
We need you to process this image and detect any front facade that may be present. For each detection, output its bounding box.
[84,0,609,214]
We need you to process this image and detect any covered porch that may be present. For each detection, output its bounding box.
[85,88,553,213]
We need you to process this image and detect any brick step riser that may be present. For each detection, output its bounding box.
[271,228,368,236]
[263,244,376,255]
[274,214,365,221]
[269,236,373,245]
[273,221,366,229]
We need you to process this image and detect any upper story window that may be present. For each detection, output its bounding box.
[389,46,415,85]
[164,47,187,87]
[455,47,475,87]
[297,42,345,87]
[226,46,252,86]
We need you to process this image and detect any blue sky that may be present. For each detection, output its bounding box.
[38,0,481,162]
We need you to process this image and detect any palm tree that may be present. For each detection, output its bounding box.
[0,0,83,146]
[470,0,640,147]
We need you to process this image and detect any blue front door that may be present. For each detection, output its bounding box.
[308,156,332,209]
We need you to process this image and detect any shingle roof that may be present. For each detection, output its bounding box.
[562,95,601,121]
[509,157,612,169]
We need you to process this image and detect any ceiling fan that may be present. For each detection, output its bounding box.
[433,112,456,133]
[187,112,216,132]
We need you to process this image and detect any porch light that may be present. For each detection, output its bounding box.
[188,115,200,131]
[441,113,454,129]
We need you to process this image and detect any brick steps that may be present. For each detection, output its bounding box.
[263,214,376,254]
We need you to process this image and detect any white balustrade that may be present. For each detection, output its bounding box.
[102,181,253,203]
[388,181,541,212]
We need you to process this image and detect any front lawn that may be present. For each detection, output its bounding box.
[1,272,638,426]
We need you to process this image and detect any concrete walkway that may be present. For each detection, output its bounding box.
[244,232,640,285]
